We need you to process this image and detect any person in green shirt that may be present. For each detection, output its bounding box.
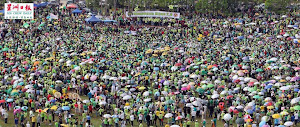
[187,120,192,127]
[55,120,59,127]
[202,119,206,127]
[195,120,199,127]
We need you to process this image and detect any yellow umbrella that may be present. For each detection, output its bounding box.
[280,111,288,115]
[60,124,69,127]
[138,86,146,90]
[125,103,130,106]
[50,106,58,110]
[45,57,54,61]
[43,108,49,113]
[152,54,158,57]
[280,79,287,83]
[36,109,44,113]
[80,52,86,56]
[267,106,274,109]
[54,22,58,25]
[54,92,61,98]
[134,72,141,77]
[272,114,280,119]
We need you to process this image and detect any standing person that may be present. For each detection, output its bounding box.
[31,115,36,127]
[86,114,91,125]
[4,111,8,124]
[26,121,30,127]
[130,114,134,127]
[15,117,19,127]
[37,114,41,127]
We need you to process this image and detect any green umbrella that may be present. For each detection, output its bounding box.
[256,68,263,72]
[2,47,9,51]
[196,88,204,93]
[294,105,300,110]
[253,95,260,99]
[141,70,148,74]
[207,84,214,88]
[23,23,29,28]
[30,20,36,23]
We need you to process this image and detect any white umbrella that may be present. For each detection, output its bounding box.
[143,91,150,97]
[144,98,151,102]
[236,105,244,109]
[121,77,128,80]
[192,101,200,106]
[280,86,289,91]
[99,101,107,105]
[182,72,190,76]
[103,114,111,118]
[123,95,132,100]
[186,103,193,107]
[291,98,299,105]
[284,121,293,126]
[170,125,180,127]
[211,94,219,99]
[102,75,111,79]
[165,113,173,118]
[220,91,227,95]
[189,74,198,78]
[83,100,90,103]
[223,114,232,121]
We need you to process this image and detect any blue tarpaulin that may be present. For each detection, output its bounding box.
[85,15,101,23]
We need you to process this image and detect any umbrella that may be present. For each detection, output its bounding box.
[211,94,219,99]
[103,114,111,118]
[123,95,132,100]
[165,113,173,118]
[0,100,5,103]
[284,121,293,126]
[170,125,180,127]
[294,105,300,110]
[223,114,232,121]
[67,3,78,9]
[236,118,244,124]
[54,92,61,98]
[62,106,70,111]
[83,100,90,103]
[7,98,13,102]
[21,106,28,111]
[272,114,280,119]
[50,106,58,110]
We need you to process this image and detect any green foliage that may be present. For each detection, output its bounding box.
[265,0,291,14]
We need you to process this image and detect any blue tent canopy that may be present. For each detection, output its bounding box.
[0,10,4,14]
[85,15,101,23]
[102,20,117,23]
[34,4,38,8]
[72,9,82,14]
[37,2,48,8]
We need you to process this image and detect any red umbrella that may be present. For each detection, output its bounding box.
[67,3,78,9]
[0,100,5,103]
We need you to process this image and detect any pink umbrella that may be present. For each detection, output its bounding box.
[14,109,21,115]
[9,62,14,65]
[22,61,28,64]
[295,67,300,71]
[262,125,270,127]
[248,82,254,87]
[291,77,300,82]
[90,75,97,81]
[181,87,188,91]
[243,115,251,119]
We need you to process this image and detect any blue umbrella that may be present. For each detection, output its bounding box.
[154,91,160,96]
[62,106,70,111]
[100,59,106,63]
[294,88,299,92]
[72,9,82,14]
[259,121,266,127]
[265,85,273,89]
[278,125,285,127]
[154,67,159,71]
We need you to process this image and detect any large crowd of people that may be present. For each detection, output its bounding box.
[0,1,299,127]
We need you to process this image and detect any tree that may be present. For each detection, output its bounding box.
[265,0,291,14]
